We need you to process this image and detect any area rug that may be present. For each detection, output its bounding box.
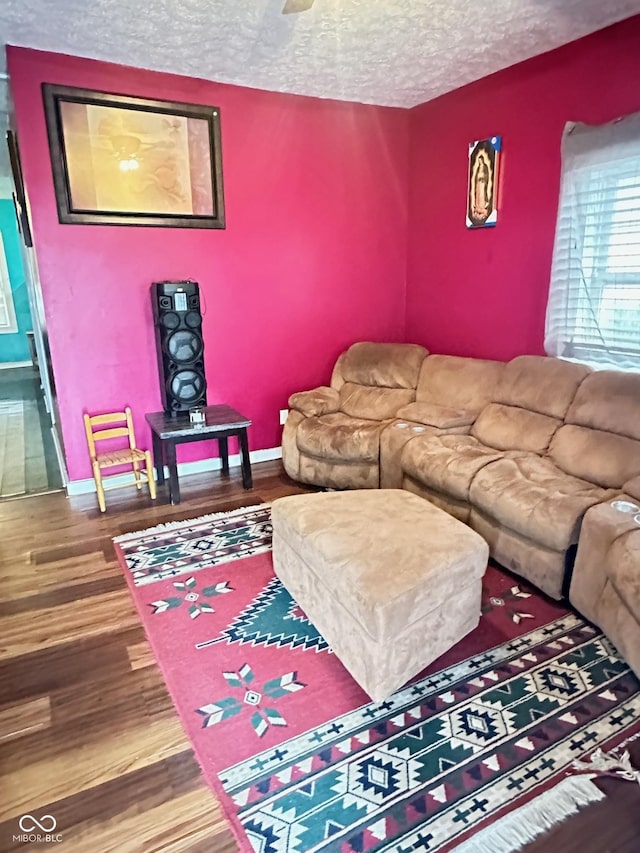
[114,504,640,852]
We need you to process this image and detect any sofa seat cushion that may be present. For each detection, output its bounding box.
[289,386,340,417]
[296,412,386,463]
[608,533,640,624]
[395,402,475,430]
[469,455,613,552]
[401,434,505,501]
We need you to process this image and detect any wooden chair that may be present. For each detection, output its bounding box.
[83,407,157,512]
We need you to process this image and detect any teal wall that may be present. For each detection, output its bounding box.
[0,199,32,363]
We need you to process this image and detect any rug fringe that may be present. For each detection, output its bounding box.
[451,774,605,853]
[112,502,269,543]
[573,746,640,785]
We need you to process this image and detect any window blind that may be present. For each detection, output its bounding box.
[545,114,640,371]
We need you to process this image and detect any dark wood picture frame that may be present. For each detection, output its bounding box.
[6,130,34,247]
[42,84,225,229]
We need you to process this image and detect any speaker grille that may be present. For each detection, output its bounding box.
[168,369,206,405]
[166,329,204,363]
[160,311,181,330]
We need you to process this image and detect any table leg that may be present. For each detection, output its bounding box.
[152,433,165,486]
[166,442,181,504]
[219,436,229,476]
[238,428,253,490]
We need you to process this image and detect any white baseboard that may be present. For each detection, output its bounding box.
[66,446,282,496]
[0,360,33,370]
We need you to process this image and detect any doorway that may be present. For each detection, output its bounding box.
[0,82,65,498]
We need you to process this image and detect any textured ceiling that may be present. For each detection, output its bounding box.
[1,0,640,107]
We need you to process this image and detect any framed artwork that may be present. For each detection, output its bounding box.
[466,135,501,228]
[6,130,33,247]
[42,84,225,229]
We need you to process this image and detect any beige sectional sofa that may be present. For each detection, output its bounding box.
[401,357,634,600]
[282,341,640,674]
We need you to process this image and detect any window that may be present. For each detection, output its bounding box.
[545,115,640,370]
[0,231,18,334]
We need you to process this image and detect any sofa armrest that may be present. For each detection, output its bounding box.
[395,402,476,430]
[622,475,640,503]
[288,387,340,417]
[609,532,640,625]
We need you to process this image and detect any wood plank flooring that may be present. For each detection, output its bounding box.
[0,461,638,852]
[0,401,27,497]
[0,366,63,497]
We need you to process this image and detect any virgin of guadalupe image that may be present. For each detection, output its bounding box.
[467,137,500,228]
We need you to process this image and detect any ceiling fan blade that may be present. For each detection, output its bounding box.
[282,0,315,14]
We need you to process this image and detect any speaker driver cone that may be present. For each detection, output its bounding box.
[166,329,203,363]
[169,369,206,403]
[160,311,180,330]
[185,310,202,329]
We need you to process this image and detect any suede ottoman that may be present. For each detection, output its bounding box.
[271,489,489,702]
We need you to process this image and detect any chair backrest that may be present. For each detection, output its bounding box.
[84,407,137,458]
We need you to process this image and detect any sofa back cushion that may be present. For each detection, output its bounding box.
[339,342,428,389]
[471,356,590,453]
[471,403,561,454]
[494,355,591,418]
[416,355,505,412]
[562,370,640,437]
[550,371,640,488]
[339,383,415,421]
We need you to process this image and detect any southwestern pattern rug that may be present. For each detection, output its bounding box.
[114,504,640,852]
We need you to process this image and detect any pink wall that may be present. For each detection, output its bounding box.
[406,16,640,360]
[7,47,409,480]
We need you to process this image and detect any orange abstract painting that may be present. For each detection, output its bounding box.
[43,85,225,229]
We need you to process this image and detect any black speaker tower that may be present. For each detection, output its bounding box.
[151,280,207,415]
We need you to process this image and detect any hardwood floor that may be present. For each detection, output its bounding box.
[0,461,311,852]
[0,460,638,852]
[0,366,63,498]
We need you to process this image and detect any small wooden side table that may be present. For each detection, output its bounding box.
[145,405,253,504]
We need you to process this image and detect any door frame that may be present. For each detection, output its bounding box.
[5,127,68,485]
